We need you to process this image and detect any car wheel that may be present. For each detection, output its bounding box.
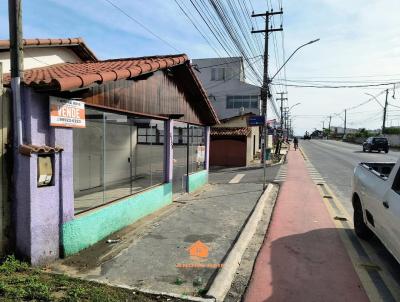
[378,150,381,153]
[362,147,366,152]
[385,149,389,154]
[354,203,373,240]
[368,148,372,153]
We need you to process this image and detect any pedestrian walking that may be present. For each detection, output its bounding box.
[293,137,299,150]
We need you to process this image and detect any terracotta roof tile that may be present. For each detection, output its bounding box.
[0,37,97,62]
[19,144,64,156]
[2,54,189,91]
[211,127,251,137]
[2,53,219,124]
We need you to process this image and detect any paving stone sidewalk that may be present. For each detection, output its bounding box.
[52,165,280,297]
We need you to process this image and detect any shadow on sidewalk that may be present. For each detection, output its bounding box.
[246,228,370,302]
[210,165,263,173]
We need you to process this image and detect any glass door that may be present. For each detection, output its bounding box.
[172,122,188,193]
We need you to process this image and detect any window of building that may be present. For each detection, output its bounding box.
[211,67,234,81]
[73,108,165,214]
[226,95,259,109]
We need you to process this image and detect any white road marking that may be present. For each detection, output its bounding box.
[229,173,245,184]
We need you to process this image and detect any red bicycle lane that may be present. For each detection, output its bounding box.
[244,149,369,302]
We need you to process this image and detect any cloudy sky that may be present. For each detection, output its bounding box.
[1,0,400,135]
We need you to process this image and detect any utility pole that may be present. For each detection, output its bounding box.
[328,115,332,139]
[277,92,287,137]
[322,121,325,131]
[382,89,389,133]
[8,0,24,146]
[344,109,347,136]
[252,9,283,189]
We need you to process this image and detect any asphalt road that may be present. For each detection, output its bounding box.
[300,139,400,297]
[300,139,400,213]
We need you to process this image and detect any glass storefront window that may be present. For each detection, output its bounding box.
[173,121,188,193]
[73,108,165,214]
[189,125,206,173]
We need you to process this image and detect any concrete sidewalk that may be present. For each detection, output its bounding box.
[244,149,369,302]
[51,165,280,298]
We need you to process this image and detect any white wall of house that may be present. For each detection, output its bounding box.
[0,47,82,72]
[193,57,261,120]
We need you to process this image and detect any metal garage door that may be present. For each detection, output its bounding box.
[210,137,246,167]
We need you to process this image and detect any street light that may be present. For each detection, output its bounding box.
[284,103,301,138]
[270,39,320,83]
[289,102,301,112]
[365,93,384,108]
[262,39,319,190]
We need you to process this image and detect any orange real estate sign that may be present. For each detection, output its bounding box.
[50,97,86,128]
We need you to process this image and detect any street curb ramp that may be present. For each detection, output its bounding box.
[206,184,275,302]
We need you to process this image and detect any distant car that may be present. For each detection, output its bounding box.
[303,134,311,140]
[362,137,389,153]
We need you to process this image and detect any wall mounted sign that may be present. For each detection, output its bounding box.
[50,97,86,128]
[247,115,266,126]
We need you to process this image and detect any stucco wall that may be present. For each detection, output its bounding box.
[0,47,82,73]
[62,183,172,256]
[15,88,74,265]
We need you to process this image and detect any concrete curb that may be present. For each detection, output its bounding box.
[205,184,275,302]
[85,278,216,302]
[268,151,287,167]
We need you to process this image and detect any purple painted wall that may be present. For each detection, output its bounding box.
[14,87,73,265]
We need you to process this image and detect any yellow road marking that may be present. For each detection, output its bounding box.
[323,183,400,300]
[316,185,382,302]
[300,147,400,301]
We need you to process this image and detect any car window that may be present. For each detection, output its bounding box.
[373,138,387,143]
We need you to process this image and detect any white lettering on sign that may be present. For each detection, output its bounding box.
[49,97,86,128]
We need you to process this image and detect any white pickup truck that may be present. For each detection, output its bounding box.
[352,159,400,262]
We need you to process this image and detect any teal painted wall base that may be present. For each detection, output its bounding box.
[188,170,208,193]
[62,183,172,256]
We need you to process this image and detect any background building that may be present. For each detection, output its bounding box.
[210,113,260,167]
[192,57,261,120]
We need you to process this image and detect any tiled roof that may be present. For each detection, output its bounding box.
[219,112,256,123]
[19,144,63,157]
[211,127,251,136]
[0,37,97,62]
[3,54,188,91]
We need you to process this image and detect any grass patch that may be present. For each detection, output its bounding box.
[0,255,186,301]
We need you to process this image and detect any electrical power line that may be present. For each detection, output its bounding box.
[103,0,180,52]
[272,81,400,89]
